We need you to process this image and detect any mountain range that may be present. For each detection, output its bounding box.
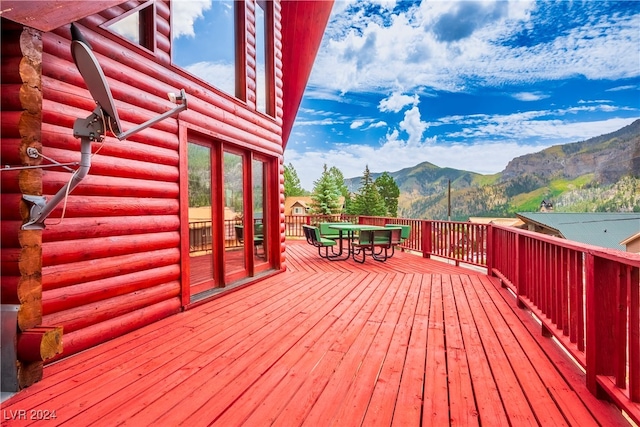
[345,119,640,220]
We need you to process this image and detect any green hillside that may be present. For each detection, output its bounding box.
[345,119,640,219]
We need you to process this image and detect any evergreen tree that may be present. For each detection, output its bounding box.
[351,165,387,216]
[329,166,350,212]
[284,163,306,197]
[375,172,400,217]
[310,164,342,215]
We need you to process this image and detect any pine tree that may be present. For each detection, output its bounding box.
[350,165,387,216]
[329,166,352,213]
[375,172,400,217]
[284,163,306,197]
[310,164,342,215]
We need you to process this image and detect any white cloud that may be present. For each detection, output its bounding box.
[183,61,235,96]
[350,120,365,129]
[172,0,212,38]
[606,85,636,92]
[367,121,388,129]
[310,1,639,95]
[378,92,419,112]
[512,92,550,101]
[286,116,639,191]
[398,105,428,144]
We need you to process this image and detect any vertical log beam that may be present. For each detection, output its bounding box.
[1,24,46,391]
[17,26,44,331]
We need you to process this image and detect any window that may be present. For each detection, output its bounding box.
[172,0,238,97]
[104,1,155,51]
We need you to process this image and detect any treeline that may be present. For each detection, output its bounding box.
[284,163,400,217]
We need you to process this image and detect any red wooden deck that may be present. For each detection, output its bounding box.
[1,241,629,426]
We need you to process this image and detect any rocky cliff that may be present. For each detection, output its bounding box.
[346,119,640,219]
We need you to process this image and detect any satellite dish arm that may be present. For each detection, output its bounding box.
[22,106,103,230]
[116,89,187,140]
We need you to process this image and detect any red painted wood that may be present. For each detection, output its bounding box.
[43,216,179,243]
[631,266,640,402]
[41,146,179,182]
[0,275,21,304]
[363,275,422,426]
[43,264,180,315]
[37,196,178,220]
[615,264,627,389]
[280,1,334,145]
[178,122,190,307]
[441,275,480,426]
[453,276,510,426]
[43,232,179,266]
[1,242,632,426]
[43,248,179,291]
[44,281,179,333]
[50,297,181,362]
[422,274,450,426]
[462,276,538,424]
[1,0,127,32]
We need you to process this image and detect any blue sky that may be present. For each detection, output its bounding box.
[285,0,640,190]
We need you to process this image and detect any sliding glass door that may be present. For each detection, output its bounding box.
[224,150,248,282]
[185,136,275,300]
[187,142,216,295]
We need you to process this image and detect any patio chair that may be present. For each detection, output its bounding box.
[318,222,344,240]
[385,224,410,256]
[235,224,264,256]
[302,224,338,258]
[352,229,393,263]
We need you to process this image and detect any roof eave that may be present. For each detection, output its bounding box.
[0,1,128,32]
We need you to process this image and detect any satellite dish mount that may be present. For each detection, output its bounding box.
[22,23,188,230]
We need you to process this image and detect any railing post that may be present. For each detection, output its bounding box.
[422,220,431,259]
[486,224,493,275]
[585,253,617,398]
[516,233,527,308]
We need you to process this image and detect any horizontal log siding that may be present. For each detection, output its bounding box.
[40,26,182,358]
[33,0,284,360]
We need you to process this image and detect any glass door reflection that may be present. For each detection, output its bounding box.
[253,158,267,265]
[224,151,248,281]
[187,142,216,295]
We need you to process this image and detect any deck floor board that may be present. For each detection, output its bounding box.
[2,240,630,426]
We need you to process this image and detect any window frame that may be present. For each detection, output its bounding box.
[100,0,156,54]
[169,0,246,102]
[255,0,275,117]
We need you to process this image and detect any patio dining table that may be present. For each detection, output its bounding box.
[326,223,399,261]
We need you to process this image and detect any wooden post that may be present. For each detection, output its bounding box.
[486,224,493,276]
[515,232,526,308]
[585,254,617,398]
[422,220,431,259]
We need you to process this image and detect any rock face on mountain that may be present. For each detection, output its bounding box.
[501,119,640,184]
[345,119,640,219]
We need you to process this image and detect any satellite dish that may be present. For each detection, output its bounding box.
[70,25,122,136]
[21,23,188,229]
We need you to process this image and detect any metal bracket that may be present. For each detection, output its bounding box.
[21,195,48,230]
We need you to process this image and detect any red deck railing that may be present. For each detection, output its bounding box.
[489,225,640,423]
[285,214,640,422]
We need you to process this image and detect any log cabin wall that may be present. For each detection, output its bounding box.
[1,0,286,363]
[0,20,55,388]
